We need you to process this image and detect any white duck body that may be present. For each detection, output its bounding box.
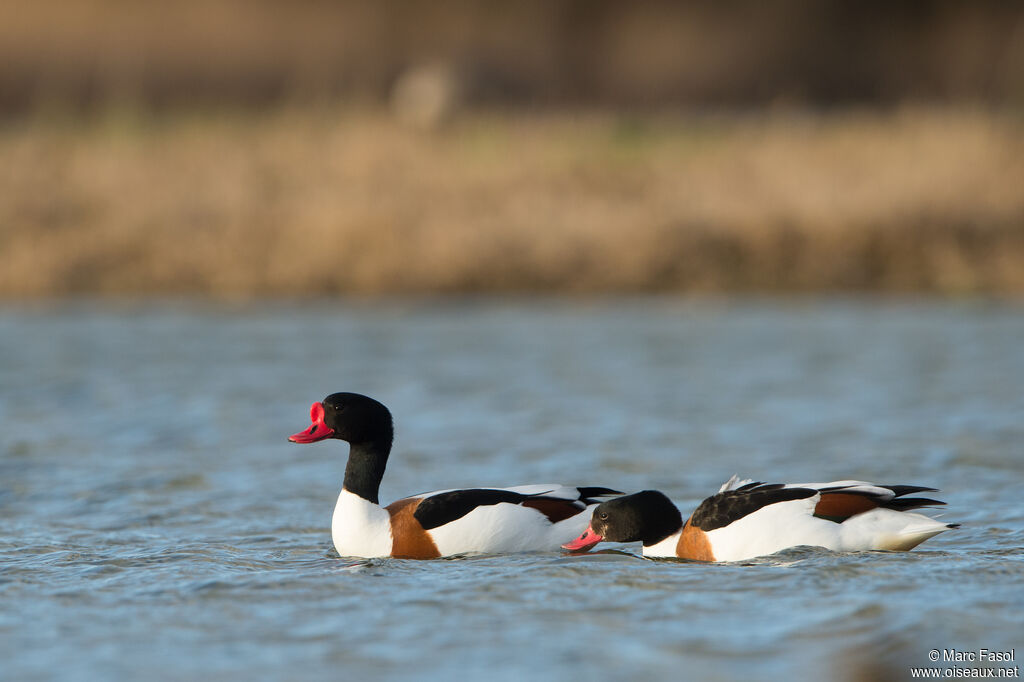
[693,495,952,561]
[332,484,606,559]
[426,485,598,556]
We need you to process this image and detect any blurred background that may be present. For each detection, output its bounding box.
[2,0,1023,296]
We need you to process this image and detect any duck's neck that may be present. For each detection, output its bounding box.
[642,506,684,547]
[641,512,685,558]
[342,439,391,505]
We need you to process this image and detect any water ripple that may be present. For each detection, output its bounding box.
[2,299,1022,682]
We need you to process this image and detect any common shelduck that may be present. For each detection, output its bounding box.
[289,392,621,559]
[562,477,958,561]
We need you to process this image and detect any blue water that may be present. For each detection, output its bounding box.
[2,299,1022,681]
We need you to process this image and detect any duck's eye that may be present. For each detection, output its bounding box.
[599,512,609,520]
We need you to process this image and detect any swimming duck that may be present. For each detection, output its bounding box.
[289,392,620,559]
[562,477,957,561]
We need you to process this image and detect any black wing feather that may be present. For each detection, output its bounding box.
[412,487,619,531]
[735,481,766,492]
[813,483,946,513]
[690,484,817,531]
[577,486,623,503]
[880,496,946,511]
[882,485,939,497]
[414,489,527,530]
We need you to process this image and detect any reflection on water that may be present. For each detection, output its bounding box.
[1,299,1022,681]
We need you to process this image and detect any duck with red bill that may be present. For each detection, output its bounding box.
[562,525,603,552]
[288,402,335,443]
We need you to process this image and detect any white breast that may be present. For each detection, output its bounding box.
[331,489,394,558]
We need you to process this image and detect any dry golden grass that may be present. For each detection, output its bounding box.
[2,106,1023,297]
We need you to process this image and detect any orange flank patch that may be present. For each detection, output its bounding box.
[385,498,441,559]
[520,498,582,524]
[676,518,716,562]
[814,492,879,520]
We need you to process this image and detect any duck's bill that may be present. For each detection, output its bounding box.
[288,402,335,443]
[562,525,603,552]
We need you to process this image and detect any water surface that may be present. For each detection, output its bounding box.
[2,299,1022,681]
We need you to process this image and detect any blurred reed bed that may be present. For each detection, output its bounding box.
[2,106,1023,297]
